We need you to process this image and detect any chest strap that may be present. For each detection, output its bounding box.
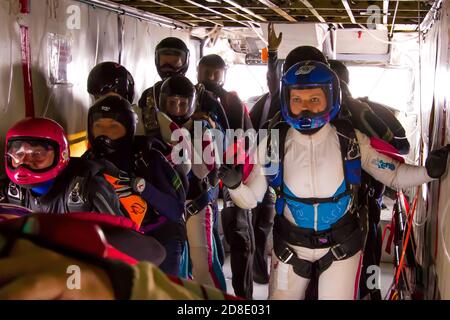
[280,189,353,205]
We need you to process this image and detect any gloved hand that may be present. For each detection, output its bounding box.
[268,22,282,51]
[425,145,450,178]
[218,164,243,190]
[192,111,217,129]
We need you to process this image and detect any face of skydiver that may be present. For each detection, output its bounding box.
[156,47,188,79]
[280,61,341,133]
[159,52,184,73]
[154,37,190,79]
[87,96,137,172]
[289,87,328,116]
[165,95,192,118]
[158,75,196,126]
[7,140,56,171]
[197,54,227,95]
[5,118,70,188]
[92,118,127,141]
[89,114,131,158]
[197,65,226,88]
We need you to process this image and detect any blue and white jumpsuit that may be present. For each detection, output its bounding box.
[228,123,434,299]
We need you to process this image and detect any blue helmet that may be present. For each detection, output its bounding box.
[280,61,341,131]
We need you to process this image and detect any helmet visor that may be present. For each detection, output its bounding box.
[198,65,226,87]
[286,84,333,119]
[6,138,58,172]
[164,95,194,117]
[157,48,187,71]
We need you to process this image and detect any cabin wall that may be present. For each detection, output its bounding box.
[432,2,450,298]
[415,0,450,299]
[0,0,193,172]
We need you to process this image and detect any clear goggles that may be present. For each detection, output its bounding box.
[6,139,57,171]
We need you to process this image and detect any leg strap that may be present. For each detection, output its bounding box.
[273,217,364,279]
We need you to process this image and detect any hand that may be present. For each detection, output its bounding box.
[0,237,114,299]
[192,112,217,129]
[218,164,243,189]
[268,22,282,51]
[425,145,450,178]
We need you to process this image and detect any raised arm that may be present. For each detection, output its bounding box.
[267,23,282,97]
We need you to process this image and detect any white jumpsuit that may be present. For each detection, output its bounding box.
[228,123,434,299]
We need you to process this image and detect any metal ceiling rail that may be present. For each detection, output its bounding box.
[222,0,267,22]
[383,0,389,25]
[256,0,297,22]
[224,7,260,27]
[76,0,190,28]
[299,0,326,23]
[183,0,255,27]
[144,0,223,26]
[390,1,400,37]
[341,0,356,24]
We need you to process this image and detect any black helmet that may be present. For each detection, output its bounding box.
[159,75,196,126]
[88,95,138,157]
[283,46,328,73]
[197,54,227,88]
[328,60,350,85]
[198,54,226,69]
[155,37,190,79]
[87,62,135,103]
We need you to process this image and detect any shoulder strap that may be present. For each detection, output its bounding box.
[331,118,362,191]
[152,86,158,108]
[259,93,272,129]
[267,113,290,192]
[195,84,205,113]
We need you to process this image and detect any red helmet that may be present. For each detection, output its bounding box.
[5,118,70,186]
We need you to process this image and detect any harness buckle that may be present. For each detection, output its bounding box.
[331,244,347,260]
[186,201,200,217]
[278,247,294,264]
[7,183,22,201]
